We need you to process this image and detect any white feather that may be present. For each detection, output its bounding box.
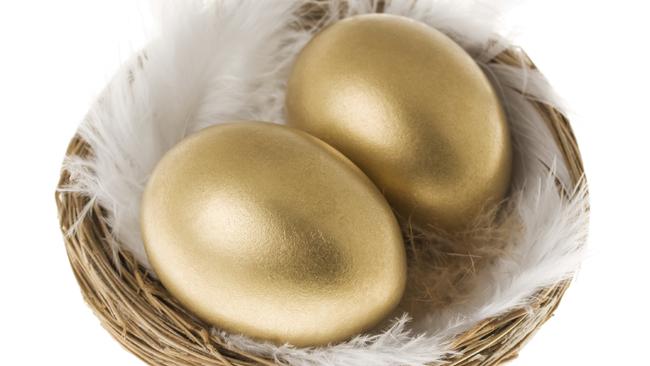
[64,0,306,266]
[62,0,589,365]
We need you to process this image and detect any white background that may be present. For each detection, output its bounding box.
[0,1,648,365]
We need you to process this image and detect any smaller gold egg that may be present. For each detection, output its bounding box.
[286,14,512,232]
[141,122,407,346]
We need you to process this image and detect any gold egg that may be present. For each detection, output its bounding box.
[286,14,512,232]
[141,122,406,346]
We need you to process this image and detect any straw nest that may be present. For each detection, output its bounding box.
[55,0,587,364]
[56,46,584,366]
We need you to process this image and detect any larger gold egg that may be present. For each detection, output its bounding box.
[286,14,512,232]
[141,122,406,346]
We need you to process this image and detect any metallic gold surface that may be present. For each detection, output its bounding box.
[286,14,512,232]
[141,122,407,346]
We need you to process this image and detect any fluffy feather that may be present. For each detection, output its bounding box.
[64,0,307,266]
[62,0,589,365]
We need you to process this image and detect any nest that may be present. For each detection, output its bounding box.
[55,1,587,365]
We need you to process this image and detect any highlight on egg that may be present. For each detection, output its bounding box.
[140,121,407,346]
[286,14,512,233]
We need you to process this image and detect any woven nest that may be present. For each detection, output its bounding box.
[56,42,584,365]
[55,1,587,365]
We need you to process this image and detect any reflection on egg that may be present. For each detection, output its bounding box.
[141,122,406,346]
[286,14,512,232]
